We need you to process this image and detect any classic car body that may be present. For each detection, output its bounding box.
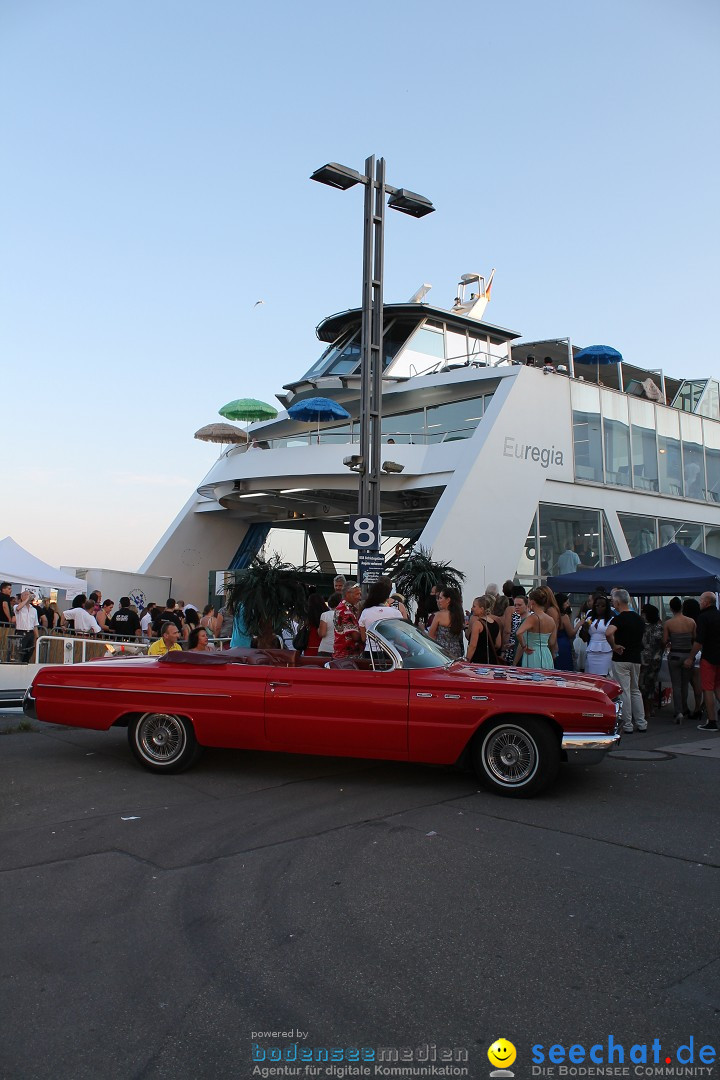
[25,620,622,797]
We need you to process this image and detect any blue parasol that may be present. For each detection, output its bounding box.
[574,344,623,384]
[288,397,351,440]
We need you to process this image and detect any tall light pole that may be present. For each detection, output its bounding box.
[311,157,434,520]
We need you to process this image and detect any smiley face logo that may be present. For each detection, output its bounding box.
[488,1039,517,1070]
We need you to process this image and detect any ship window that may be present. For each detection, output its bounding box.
[674,379,708,413]
[326,337,361,375]
[706,526,720,558]
[618,513,658,557]
[538,504,600,577]
[300,330,356,380]
[571,383,603,483]
[657,409,683,497]
[516,510,538,580]
[704,419,720,503]
[381,409,425,443]
[602,394,630,487]
[658,519,704,549]
[406,325,445,359]
[697,379,720,420]
[382,319,416,369]
[445,330,468,364]
[629,398,659,492]
[425,396,485,443]
[320,424,353,445]
[680,413,705,500]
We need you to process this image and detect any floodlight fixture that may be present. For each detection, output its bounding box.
[343,454,364,472]
[387,188,435,218]
[381,460,405,474]
[310,163,363,190]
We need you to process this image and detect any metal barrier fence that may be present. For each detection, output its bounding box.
[1,628,233,665]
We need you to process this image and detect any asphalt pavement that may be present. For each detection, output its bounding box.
[1,706,718,1080]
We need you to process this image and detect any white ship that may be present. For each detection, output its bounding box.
[141,272,720,603]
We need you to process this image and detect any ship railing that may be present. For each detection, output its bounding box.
[238,427,477,452]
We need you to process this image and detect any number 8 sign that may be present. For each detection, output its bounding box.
[349,515,382,551]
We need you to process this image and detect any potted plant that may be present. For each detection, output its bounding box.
[393,545,466,625]
[227,553,307,648]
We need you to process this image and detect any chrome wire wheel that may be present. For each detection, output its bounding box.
[128,712,201,772]
[483,725,538,786]
[137,713,186,764]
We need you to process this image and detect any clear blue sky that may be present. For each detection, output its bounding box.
[1,0,718,572]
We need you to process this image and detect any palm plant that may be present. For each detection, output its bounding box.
[393,545,466,624]
[227,553,307,648]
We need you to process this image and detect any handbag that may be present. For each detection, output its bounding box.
[578,619,591,644]
[292,623,309,652]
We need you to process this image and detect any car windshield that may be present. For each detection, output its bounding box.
[369,619,454,670]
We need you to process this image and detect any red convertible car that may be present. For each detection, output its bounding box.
[24,620,622,797]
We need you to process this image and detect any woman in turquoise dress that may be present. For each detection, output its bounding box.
[516,588,557,669]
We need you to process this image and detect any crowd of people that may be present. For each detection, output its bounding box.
[2,573,719,731]
[0,584,230,661]
[285,575,719,733]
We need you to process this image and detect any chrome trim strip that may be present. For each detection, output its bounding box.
[416,692,433,698]
[32,684,232,699]
[444,693,460,699]
[471,695,489,701]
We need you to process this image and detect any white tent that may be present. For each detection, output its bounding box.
[0,536,86,592]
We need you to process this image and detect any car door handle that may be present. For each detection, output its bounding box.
[416,692,433,698]
[269,681,292,690]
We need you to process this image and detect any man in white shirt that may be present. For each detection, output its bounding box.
[140,603,157,637]
[61,600,101,635]
[14,591,39,661]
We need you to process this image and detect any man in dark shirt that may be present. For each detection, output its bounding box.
[157,598,183,632]
[108,597,142,638]
[686,591,720,731]
[1,582,14,625]
[606,588,647,733]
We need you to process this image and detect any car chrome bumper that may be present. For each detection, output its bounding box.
[22,688,38,721]
[562,703,623,764]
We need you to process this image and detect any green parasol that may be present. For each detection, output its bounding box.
[219,398,278,422]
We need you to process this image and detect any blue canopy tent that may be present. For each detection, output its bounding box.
[547,543,720,596]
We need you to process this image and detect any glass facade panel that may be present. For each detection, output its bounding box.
[630,397,659,491]
[538,504,601,577]
[656,408,683,496]
[658,519,704,549]
[703,419,720,503]
[602,394,630,486]
[618,513,658,556]
[571,383,602,483]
